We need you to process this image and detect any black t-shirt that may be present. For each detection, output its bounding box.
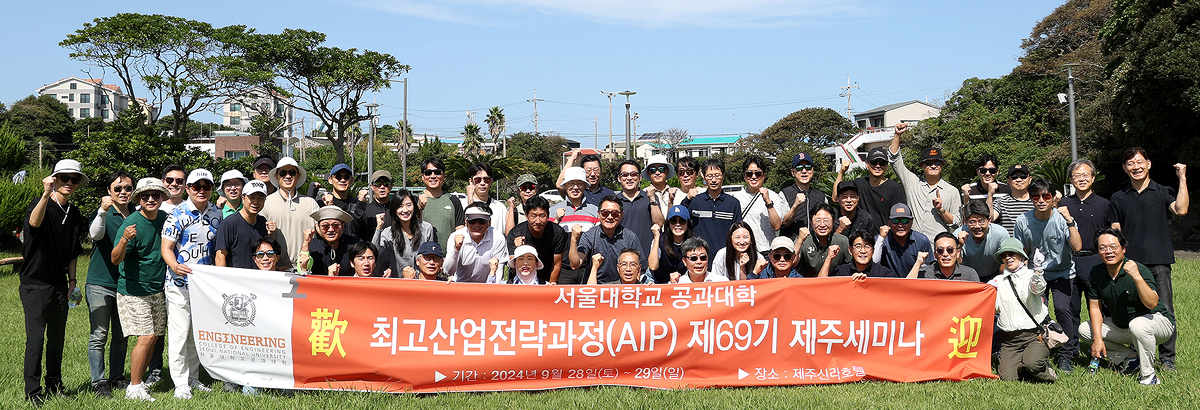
[851,177,907,230]
[505,221,569,283]
[832,261,897,278]
[1106,180,1177,264]
[779,184,829,240]
[329,195,366,238]
[20,197,86,287]
[214,212,268,269]
[358,198,390,236]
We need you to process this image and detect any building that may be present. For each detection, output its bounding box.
[608,133,743,161]
[222,87,295,140]
[211,130,285,159]
[36,77,131,121]
[821,100,941,167]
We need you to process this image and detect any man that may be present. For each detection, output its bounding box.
[954,200,1008,282]
[874,203,934,274]
[674,238,728,283]
[780,153,829,240]
[1080,228,1176,386]
[888,123,961,238]
[445,203,509,283]
[960,154,1011,221]
[85,170,134,398]
[796,203,851,277]
[111,178,170,402]
[261,157,321,268]
[557,152,615,207]
[914,232,980,281]
[159,169,221,399]
[833,181,877,236]
[1015,178,1083,372]
[360,170,394,235]
[748,237,803,279]
[993,164,1035,235]
[464,162,508,233]
[835,147,907,226]
[215,180,274,269]
[217,170,247,219]
[1105,147,1187,370]
[615,159,663,257]
[505,174,540,234]
[160,164,187,215]
[20,159,88,404]
[588,248,654,285]
[417,157,465,249]
[570,195,646,284]
[674,156,700,207]
[402,242,449,280]
[1060,158,1111,362]
[643,154,679,217]
[735,156,788,254]
[823,230,897,278]
[683,158,742,251]
[321,163,366,238]
[251,154,277,195]
[550,167,600,284]
[506,196,568,284]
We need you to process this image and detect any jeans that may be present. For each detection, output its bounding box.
[1079,313,1174,379]
[86,283,127,385]
[165,282,200,389]
[1046,276,1079,360]
[1146,264,1175,363]
[20,283,69,398]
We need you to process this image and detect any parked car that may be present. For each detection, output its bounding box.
[538,189,564,205]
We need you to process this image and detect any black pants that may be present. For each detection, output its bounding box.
[1147,264,1176,363]
[20,283,69,398]
[1046,276,1079,361]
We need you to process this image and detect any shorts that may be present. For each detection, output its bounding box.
[117,292,167,336]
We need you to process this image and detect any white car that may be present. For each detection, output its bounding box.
[538,189,564,205]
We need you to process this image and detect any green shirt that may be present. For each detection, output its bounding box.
[117,211,167,296]
[424,192,463,249]
[797,233,851,277]
[1086,258,1175,328]
[85,207,126,289]
[222,202,241,219]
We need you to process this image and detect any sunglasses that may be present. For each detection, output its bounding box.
[422,169,444,176]
[467,218,490,225]
[111,185,134,193]
[890,217,912,225]
[744,170,764,178]
[647,166,668,175]
[977,167,998,175]
[677,169,696,177]
[277,169,298,178]
[1009,174,1029,180]
[686,255,709,262]
[253,251,277,259]
[922,161,943,167]
[163,177,185,185]
[189,183,213,191]
[374,180,393,187]
[140,192,162,201]
[794,164,814,171]
[519,184,537,192]
[1033,193,1054,201]
[332,173,353,181]
[254,166,272,173]
[935,247,957,255]
[869,160,888,167]
[771,252,793,261]
[58,175,82,185]
[599,210,622,218]
[619,172,640,179]
[669,218,688,225]
[472,177,493,185]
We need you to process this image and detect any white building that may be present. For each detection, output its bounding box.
[36,77,131,121]
[222,87,295,140]
[822,100,942,166]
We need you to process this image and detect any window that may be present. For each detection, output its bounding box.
[101,109,109,119]
[230,103,242,112]
[102,95,110,105]
[81,93,90,103]
[70,83,77,90]
[69,94,74,102]
[69,108,74,117]
[47,94,56,99]
[225,151,250,159]
[80,108,90,118]
[230,116,241,125]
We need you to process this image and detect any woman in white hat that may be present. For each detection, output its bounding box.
[503,245,544,285]
[989,237,1057,382]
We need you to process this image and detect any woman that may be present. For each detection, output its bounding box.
[672,237,729,283]
[710,221,758,281]
[374,192,437,276]
[505,245,544,285]
[347,242,379,277]
[85,170,134,396]
[649,205,692,283]
[251,237,284,271]
[988,237,1057,382]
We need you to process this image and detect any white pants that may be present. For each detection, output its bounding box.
[164,282,199,389]
[1078,313,1174,378]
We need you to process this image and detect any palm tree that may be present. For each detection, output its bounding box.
[395,120,414,145]
[485,106,505,155]
[461,123,483,155]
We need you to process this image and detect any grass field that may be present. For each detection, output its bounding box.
[1,251,1196,409]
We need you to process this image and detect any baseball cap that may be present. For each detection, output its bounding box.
[836,181,858,195]
[242,180,269,197]
[370,170,393,184]
[515,174,538,187]
[252,155,276,170]
[330,163,352,177]
[791,153,814,167]
[889,203,914,219]
[1007,164,1030,178]
[768,236,795,252]
[667,205,690,221]
[866,147,889,162]
[417,241,444,258]
[187,169,214,185]
[920,148,944,163]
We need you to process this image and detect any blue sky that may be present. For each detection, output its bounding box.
[1,0,1059,148]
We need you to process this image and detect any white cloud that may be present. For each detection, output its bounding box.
[351,0,868,28]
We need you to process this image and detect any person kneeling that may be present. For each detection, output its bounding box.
[988,238,1056,382]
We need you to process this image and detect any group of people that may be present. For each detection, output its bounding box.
[18,125,1187,403]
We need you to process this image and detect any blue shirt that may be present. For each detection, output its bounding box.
[577,225,646,284]
[747,268,804,279]
[1014,210,1075,281]
[877,231,933,274]
[954,223,1008,282]
[684,191,742,251]
[161,201,223,289]
[583,186,617,207]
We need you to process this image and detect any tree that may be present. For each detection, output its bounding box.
[741,107,857,157]
[485,106,505,154]
[461,123,483,155]
[236,28,408,164]
[249,113,285,139]
[0,95,75,143]
[655,127,693,162]
[0,122,25,171]
[60,13,255,137]
[505,132,570,191]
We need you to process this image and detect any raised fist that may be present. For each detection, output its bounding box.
[754,259,769,274]
[382,268,393,278]
[878,225,890,238]
[687,187,703,199]
[323,193,334,206]
[42,176,55,195]
[957,230,968,244]
[123,225,138,240]
[375,213,386,230]
[454,234,464,251]
[894,122,908,134]
[266,221,277,236]
[507,196,517,209]
[761,189,772,203]
[916,251,929,264]
[826,245,841,260]
[303,228,316,244]
[793,192,806,206]
[418,192,430,209]
[592,253,604,266]
[556,208,566,221]
[838,216,852,229]
[572,224,583,237]
[513,236,526,247]
[401,266,417,279]
[100,195,114,212]
[328,264,339,276]
[1176,163,1187,179]
[651,224,662,237]
[738,252,750,266]
[840,161,850,174]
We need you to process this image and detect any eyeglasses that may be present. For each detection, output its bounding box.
[163,177,185,185]
[794,164,814,171]
[619,172,640,179]
[254,166,272,174]
[771,252,793,261]
[677,169,696,177]
[318,222,343,231]
[374,180,393,187]
[935,246,957,255]
[467,218,490,225]
[422,168,444,176]
[617,262,640,268]
[277,169,298,178]
[977,167,998,175]
[354,255,376,262]
[704,174,723,180]
[519,184,537,192]
[838,194,859,200]
[851,243,872,250]
[189,183,212,191]
[140,192,162,201]
[1034,193,1054,201]
[332,173,353,181]
[583,167,601,175]
[744,170,764,178]
[111,185,134,193]
[253,251,277,259]
[647,166,668,175]
[472,176,493,185]
[1098,244,1121,252]
[890,217,912,225]
[1125,160,1147,168]
[58,174,82,185]
[1071,172,1092,180]
[686,255,709,262]
[599,210,622,218]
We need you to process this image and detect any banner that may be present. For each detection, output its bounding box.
[190,265,998,392]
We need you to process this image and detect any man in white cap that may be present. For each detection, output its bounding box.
[216,170,248,219]
[748,237,803,279]
[261,157,320,269]
[111,178,170,402]
[20,159,88,404]
[215,180,276,269]
[159,169,220,399]
[445,202,508,283]
[549,167,599,284]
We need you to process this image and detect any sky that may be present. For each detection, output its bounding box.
[0,0,1061,149]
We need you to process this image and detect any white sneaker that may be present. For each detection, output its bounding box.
[125,384,155,402]
[190,379,213,392]
[174,386,192,400]
[1140,374,1162,386]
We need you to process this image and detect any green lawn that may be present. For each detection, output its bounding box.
[1,253,1196,409]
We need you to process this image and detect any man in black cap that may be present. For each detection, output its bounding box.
[835,146,907,231]
[251,154,277,196]
[779,152,829,241]
[889,123,960,238]
[993,164,1035,235]
[833,181,878,235]
[402,242,449,281]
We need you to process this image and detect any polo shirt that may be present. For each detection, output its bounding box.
[1086,258,1175,328]
[617,189,656,258]
[576,225,645,284]
[954,223,1007,282]
[832,261,897,278]
[505,221,569,284]
[458,197,509,234]
[677,270,730,283]
[20,197,86,288]
[887,149,962,238]
[747,268,804,279]
[965,181,1012,201]
[779,184,829,240]
[117,211,167,296]
[445,227,509,283]
[1106,180,1177,264]
[221,202,241,219]
[1014,210,1075,281]
[876,231,934,274]
[797,233,852,277]
[214,212,268,269]
[684,191,742,251]
[550,200,600,232]
[734,187,790,254]
[583,185,616,207]
[850,177,906,229]
[993,195,1033,236]
[161,200,223,289]
[918,264,980,281]
[423,191,464,249]
[1060,192,1111,253]
[86,207,125,289]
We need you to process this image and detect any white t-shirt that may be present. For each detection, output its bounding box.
[733,187,790,254]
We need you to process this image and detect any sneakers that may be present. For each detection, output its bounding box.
[174,386,192,400]
[223,382,242,393]
[125,383,155,402]
[93,381,112,398]
[1140,374,1162,386]
[109,377,130,390]
[242,385,260,396]
[144,370,162,386]
[1119,357,1141,376]
[190,379,213,393]
[1160,360,1176,372]
[1056,357,1074,374]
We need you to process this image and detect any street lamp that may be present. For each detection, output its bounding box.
[364,102,379,181]
[1060,63,1080,161]
[618,91,636,160]
[601,91,617,152]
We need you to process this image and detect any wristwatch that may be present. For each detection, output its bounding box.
[1066,220,1077,228]
[765,202,775,209]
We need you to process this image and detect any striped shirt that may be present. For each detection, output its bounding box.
[684,191,742,251]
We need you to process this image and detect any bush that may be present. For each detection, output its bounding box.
[0,169,49,247]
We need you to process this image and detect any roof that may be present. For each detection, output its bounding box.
[37,76,127,95]
[854,100,938,118]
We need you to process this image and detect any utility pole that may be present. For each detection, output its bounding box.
[1061,63,1080,161]
[401,78,409,188]
[527,89,544,135]
[840,75,859,122]
[502,124,509,157]
[601,91,617,152]
[365,103,379,181]
[593,116,599,150]
[618,90,636,160]
[632,112,639,139]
